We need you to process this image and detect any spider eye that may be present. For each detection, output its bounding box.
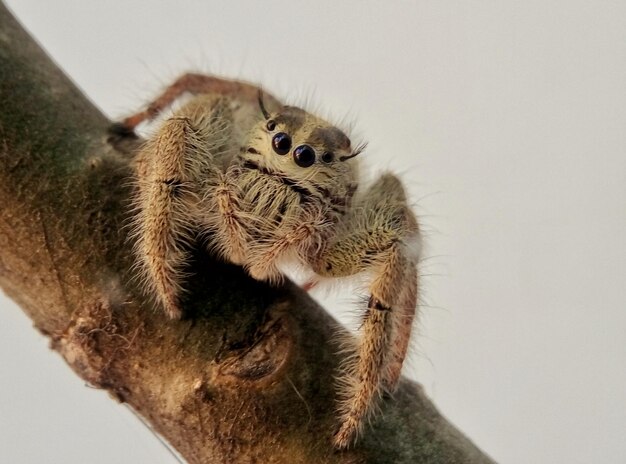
[266,120,276,131]
[272,132,291,155]
[321,152,334,163]
[293,145,316,168]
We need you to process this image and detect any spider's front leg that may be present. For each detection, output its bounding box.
[311,174,420,448]
[133,96,231,319]
[113,73,280,134]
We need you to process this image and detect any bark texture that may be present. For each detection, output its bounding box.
[0,3,496,463]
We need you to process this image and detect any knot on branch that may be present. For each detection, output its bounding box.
[212,302,293,388]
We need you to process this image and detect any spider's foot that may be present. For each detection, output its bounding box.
[247,262,280,283]
[332,418,359,450]
[162,301,183,320]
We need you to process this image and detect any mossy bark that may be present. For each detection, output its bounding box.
[0,3,496,463]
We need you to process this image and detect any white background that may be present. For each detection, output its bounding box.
[1,1,625,463]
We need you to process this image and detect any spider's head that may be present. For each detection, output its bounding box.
[242,97,363,197]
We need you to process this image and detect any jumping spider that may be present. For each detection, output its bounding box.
[117,74,421,449]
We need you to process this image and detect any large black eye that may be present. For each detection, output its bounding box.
[272,132,291,155]
[293,145,316,168]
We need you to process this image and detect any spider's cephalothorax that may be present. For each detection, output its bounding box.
[124,74,420,449]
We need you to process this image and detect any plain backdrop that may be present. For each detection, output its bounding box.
[1,1,625,463]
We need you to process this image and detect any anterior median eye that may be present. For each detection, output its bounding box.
[272,132,291,155]
[293,145,316,168]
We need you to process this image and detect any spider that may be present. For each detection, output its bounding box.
[116,74,421,449]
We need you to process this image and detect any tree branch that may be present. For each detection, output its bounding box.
[0,3,496,463]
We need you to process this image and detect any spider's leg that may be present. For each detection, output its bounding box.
[116,73,281,132]
[133,96,229,319]
[310,173,420,448]
[383,264,418,391]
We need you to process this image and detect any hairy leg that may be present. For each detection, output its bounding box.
[133,96,231,318]
[115,73,281,132]
[383,265,418,390]
[310,174,421,448]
